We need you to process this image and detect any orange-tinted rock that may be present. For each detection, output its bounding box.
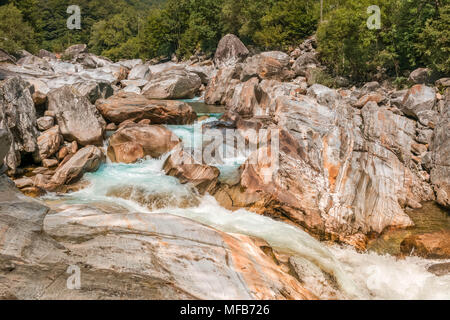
[163,145,220,194]
[401,231,450,259]
[107,124,180,163]
[96,92,197,125]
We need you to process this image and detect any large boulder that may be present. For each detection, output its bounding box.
[127,64,151,81]
[163,145,220,194]
[142,69,201,99]
[408,68,431,84]
[64,44,88,57]
[107,124,180,163]
[0,77,40,173]
[44,145,104,190]
[96,92,196,125]
[401,231,450,259]
[225,77,262,117]
[214,34,249,68]
[47,86,106,146]
[292,52,319,76]
[37,126,63,160]
[241,52,293,82]
[204,64,242,105]
[401,85,436,120]
[72,81,114,104]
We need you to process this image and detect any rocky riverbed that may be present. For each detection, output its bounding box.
[0,36,449,299]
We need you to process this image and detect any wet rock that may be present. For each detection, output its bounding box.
[214,34,249,68]
[36,116,54,131]
[427,262,450,276]
[401,85,436,120]
[45,145,104,191]
[215,92,435,241]
[289,256,342,299]
[37,126,63,160]
[401,231,450,259]
[106,185,199,210]
[96,92,196,125]
[142,69,201,99]
[163,145,220,194]
[47,86,106,146]
[107,124,180,163]
[39,202,313,300]
[0,77,40,173]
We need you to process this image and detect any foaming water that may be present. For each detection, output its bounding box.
[329,246,450,299]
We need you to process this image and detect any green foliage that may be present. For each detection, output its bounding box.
[89,8,140,60]
[0,3,37,54]
[418,3,450,74]
[317,0,449,82]
[254,0,319,50]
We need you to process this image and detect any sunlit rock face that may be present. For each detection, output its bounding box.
[96,92,197,125]
[47,86,106,146]
[214,34,249,68]
[107,124,180,163]
[212,83,435,244]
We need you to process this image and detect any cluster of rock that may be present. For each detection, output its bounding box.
[196,35,449,249]
[0,44,210,194]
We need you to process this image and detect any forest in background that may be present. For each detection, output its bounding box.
[0,0,448,83]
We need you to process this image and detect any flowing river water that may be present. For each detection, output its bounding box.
[41,101,450,300]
